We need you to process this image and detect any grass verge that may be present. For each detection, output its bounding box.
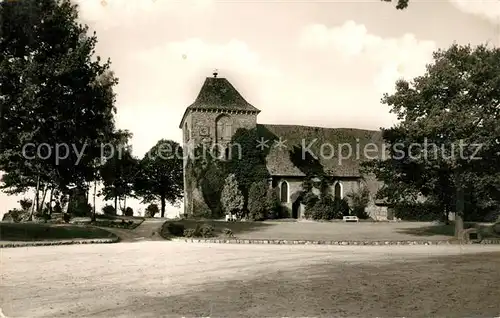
[70,216,145,230]
[160,219,275,239]
[0,222,117,241]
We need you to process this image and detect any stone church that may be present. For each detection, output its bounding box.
[179,72,391,220]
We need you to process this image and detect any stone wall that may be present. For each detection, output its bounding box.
[366,204,389,220]
[181,108,258,215]
[185,109,258,146]
[273,176,379,219]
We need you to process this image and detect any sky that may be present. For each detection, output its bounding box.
[1,0,499,218]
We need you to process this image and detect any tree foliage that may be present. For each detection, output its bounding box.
[0,0,117,216]
[381,0,409,9]
[134,139,184,218]
[248,180,269,221]
[99,130,138,214]
[347,186,371,219]
[362,44,500,233]
[221,173,244,217]
[228,128,270,207]
[145,203,159,218]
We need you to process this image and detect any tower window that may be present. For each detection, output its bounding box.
[334,182,342,199]
[216,114,232,141]
[280,181,289,203]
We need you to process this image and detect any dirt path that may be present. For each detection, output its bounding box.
[100,219,165,242]
[1,242,500,317]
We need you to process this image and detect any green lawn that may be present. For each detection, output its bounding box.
[0,222,117,241]
[160,219,500,241]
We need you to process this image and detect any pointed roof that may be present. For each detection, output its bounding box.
[179,76,260,128]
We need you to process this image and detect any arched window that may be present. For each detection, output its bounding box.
[280,181,289,203]
[334,182,342,199]
[216,114,232,141]
[224,147,230,160]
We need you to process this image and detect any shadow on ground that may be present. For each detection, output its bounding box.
[0,222,116,241]
[163,219,276,237]
[112,252,500,317]
[398,222,500,238]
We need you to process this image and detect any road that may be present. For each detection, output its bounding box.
[1,242,500,317]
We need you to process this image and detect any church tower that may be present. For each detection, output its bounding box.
[179,71,260,215]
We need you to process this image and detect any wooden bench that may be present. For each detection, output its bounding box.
[343,216,359,222]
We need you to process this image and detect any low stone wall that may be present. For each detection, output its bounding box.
[366,204,389,221]
[0,237,119,248]
[171,238,500,245]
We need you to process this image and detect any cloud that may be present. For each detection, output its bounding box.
[116,38,280,156]
[449,0,500,24]
[298,20,436,94]
[134,38,280,81]
[75,0,214,29]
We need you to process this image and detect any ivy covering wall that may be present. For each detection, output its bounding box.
[185,128,274,218]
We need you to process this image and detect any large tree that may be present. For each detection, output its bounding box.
[134,139,184,218]
[0,0,118,217]
[363,44,500,236]
[99,130,138,215]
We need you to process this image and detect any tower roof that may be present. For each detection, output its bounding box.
[179,76,260,128]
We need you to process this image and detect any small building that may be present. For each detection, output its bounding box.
[179,72,390,220]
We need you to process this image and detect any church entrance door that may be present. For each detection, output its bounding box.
[292,198,301,219]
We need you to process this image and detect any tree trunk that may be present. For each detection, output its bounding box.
[35,182,41,213]
[92,179,97,222]
[454,171,465,238]
[160,195,166,218]
[114,196,118,215]
[87,182,90,203]
[40,184,48,214]
[0,99,4,135]
[48,186,54,215]
[119,197,126,213]
[29,175,41,221]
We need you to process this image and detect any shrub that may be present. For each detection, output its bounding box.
[265,187,282,219]
[123,207,134,216]
[493,222,500,235]
[2,209,24,222]
[310,202,330,220]
[53,202,63,214]
[164,222,185,237]
[248,180,269,221]
[393,201,442,221]
[199,224,215,238]
[183,228,197,238]
[221,174,244,217]
[68,198,92,217]
[62,213,71,223]
[102,204,116,216]
[145,204,159,218]
[222,228,234,237]
[347,187,371,219]
[334,198,350,218]
[19,198,33,211]
[302,191,319,219]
